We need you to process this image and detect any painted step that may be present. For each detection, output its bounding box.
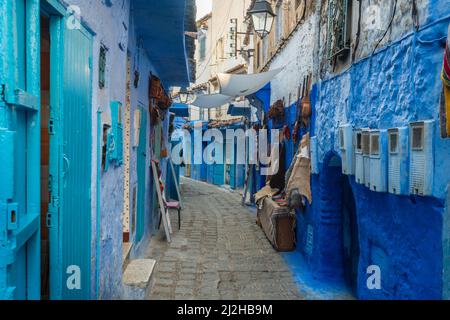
[122,259,156,300]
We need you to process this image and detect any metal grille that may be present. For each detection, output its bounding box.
[362,132,370,155]
[99,45,107,88]
[371,134,380,155]
[356,132,362,152]
[389,132,398,153]
[327,0,350,60]
[412,127,424,150]
[339,128,345,149]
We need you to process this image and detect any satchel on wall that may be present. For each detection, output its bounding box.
[268,99,285,123]
[149,75,163,99]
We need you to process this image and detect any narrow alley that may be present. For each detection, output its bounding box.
[1,0,450,304]
[146,178,303,300]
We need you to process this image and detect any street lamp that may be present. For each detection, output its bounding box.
[172,88,195,104]
[248,0,276,39]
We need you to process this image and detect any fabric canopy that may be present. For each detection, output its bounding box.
[191,93,234,109]
[218,68,283,98]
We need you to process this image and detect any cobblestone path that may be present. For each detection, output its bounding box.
[145,178,307,300]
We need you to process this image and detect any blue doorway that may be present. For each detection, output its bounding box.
[317,152,360,295]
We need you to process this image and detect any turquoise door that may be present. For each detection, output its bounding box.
[229,142,237,189]
[58,22,93,300]
[136,107,147,242]
[213,142,225,186]
[0,0,41,300]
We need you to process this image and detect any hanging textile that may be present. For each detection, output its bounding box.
[440,24,450,138]
[218,68,283,98]
[286,133,312,204]
[191,93,234,108]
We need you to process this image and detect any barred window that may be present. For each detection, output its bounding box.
[327,0,351,60]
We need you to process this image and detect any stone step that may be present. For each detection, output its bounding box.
[122,259,156,300]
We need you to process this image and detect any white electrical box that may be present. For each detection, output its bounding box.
[310,136,319,174]
[409,120,434,196]
[355,129,364,184]
[362,129,371,188]
[339,124,354,175]
[369,129,388,192]
[388,127,409,195]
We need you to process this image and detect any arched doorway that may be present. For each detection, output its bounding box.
[317,151,360,294]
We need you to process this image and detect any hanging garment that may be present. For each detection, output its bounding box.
[286,133,312,204]
[441,28,450,137]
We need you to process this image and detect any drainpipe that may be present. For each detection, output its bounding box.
[95,108,102,299]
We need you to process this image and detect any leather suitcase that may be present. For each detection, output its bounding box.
[257,197,296,252]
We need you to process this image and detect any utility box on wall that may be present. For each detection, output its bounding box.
[355,129,364,184]
[409,120,434,196]
[339,124,354,175]
[388,127,409,195]
[369,130,388,192]
[362,129,371,189]
[310,136,319,174]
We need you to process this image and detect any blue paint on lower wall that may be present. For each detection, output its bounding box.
[295,10,450,300]
[296,158,444,299]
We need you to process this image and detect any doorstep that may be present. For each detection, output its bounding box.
[122,259,156,300]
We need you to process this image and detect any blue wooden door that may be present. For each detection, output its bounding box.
[213,142,225,186]
[136,108,147,242]
[229,143,237,189]
[58,23,93,300]
[0,0,41,300]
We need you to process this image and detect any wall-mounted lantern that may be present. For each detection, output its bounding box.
[248,0,276,39]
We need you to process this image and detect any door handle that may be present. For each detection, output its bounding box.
[63,155,71,177]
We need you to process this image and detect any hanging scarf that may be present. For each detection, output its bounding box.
[440,25,450,138]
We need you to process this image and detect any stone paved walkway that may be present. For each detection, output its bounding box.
[146,177,305,300]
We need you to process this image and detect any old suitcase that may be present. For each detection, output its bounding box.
[257,197,296,252]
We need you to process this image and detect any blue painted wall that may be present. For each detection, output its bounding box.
[296,8,450,299]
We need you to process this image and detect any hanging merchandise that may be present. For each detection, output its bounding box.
[149,100,160,125]
[149,74,172,110]
[301,96,312,127]
[292,121,300,144]
[282,125,291,140]
[440,24,450,138]
[268,99,285,123]
[285,133,312,205]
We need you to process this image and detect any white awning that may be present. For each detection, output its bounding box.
[218,68,284,98]
[191,93,234,109]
